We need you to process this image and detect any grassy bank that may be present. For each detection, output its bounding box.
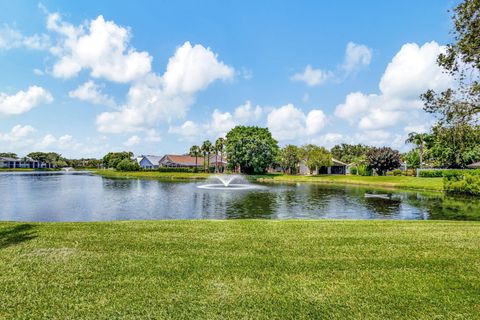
[257,174,444,191]
[94,170,444,191]
[1,220,479,319]
[0,168,59,172]
[94,169,211,180]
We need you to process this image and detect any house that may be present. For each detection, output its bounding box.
[136,155,162,169]
[299,158,347,175]
[0,157,52,169]
[467,161,480,169]
[158,154,228,169]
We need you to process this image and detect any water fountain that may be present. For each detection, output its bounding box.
[197,174,260,190]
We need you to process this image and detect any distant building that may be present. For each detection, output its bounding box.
[158,154,227,168]
[136,155,162,169]
[299,158,347,175]
[467,161,480,169]
[0,157,52,169]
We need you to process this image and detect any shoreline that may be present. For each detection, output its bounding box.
[92,170,444,192]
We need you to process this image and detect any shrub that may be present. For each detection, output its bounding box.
[116,159,140,171]
[350,167,358,175]
[419,170,445,178]
[358,164,372,176]
[444,171,480,195]
[420,169,480,178]
[392,169,403,176]
[158,167,195,173]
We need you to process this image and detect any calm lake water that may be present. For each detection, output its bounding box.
[0,172,478,222]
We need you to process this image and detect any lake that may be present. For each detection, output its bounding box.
[0,172,478,222]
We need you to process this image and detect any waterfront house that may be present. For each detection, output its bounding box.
[299,158,347,175]
[0,157,52,169]
[467,161,480,169]
[136,155,162,169]
[158,154,227,169]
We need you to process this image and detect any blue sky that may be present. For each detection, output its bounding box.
[0,0,456,158]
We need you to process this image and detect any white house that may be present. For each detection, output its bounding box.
[299,158,347,175]
[136,155,162,169]
[0,157,52,169]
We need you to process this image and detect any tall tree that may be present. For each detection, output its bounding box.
[102,152,133,169]
[189,145,201,172]
[201,140,213,172]
[422,0,480,125]
[214,138,225,173]
[429,123,480,168]
[225,126,279,174]
[0,153,17,158]
[279,145,302,174]
[366,147,401,176]
[301,144,333,174]
[330,144,370,164]
[405,132,432,173]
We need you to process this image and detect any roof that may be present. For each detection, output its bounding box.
[208,155,227,164]
[0,157,18,161]
[161,154,205,166]
[332,158,347,166]
[467,161,480,169]
[138,155,163,165]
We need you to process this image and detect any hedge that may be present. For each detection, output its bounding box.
[444,170,480,196]
[420,169,480,178]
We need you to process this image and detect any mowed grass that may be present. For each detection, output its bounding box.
[1,220,479,319]
[94,169,211,180]
[257,174,444,191]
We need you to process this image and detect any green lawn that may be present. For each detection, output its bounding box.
[94,169,212,180]
[94,170,444,191]
[257,174,444,191]
[1,220,479,319]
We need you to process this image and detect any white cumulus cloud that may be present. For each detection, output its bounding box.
[291,65,332,86]
[0,124,36,142]
[0,86,53,115]
[267,104,327,141]
[124,135,141,147]
[69,80,116,107]
[47,13,152,83]
[342,42,372,72]
[335,41,452,130]
[97,42,235,133]
[0,25,50,50]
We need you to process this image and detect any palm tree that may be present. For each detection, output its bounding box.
[215,137,225,173]
[201,140,213,172]
[405,132,429,176]
[189,145,201,172]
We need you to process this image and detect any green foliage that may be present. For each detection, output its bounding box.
[225,126,279,174]
[27,152,65,167]
[330,144,370,164]
[116,158,140,171]
[102,152,133,169]
[366,147,401,176]
[158,167,194,173]
[422,0,480,125]
[0,152,17,158]
[429,123,480,168]
[357,164,373,176]
[392,169,403,176]
[404,149,421,169]
[349,166,358,175]
[302,144,332,174]
[444,170,480,195]
[65,158,102,168]
[279,145,302,174]
[419,170,445,178]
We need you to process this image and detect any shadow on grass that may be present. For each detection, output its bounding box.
[0,224,37,249]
